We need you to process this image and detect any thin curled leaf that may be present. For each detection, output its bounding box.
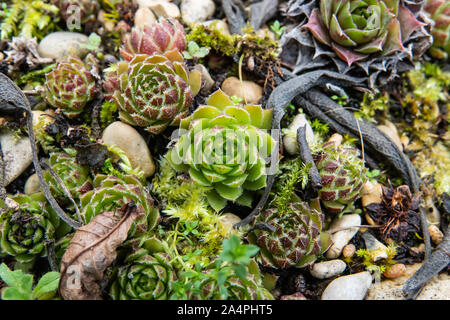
[59,203,142,300]
[0,72,82,229]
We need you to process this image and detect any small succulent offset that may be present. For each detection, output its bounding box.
[303,0,425,66]
[109,53,195,134]
[44,56,99,119]
[44,152,93,204]
[52,0,99,30]
[110,248,177,300]
[425,0,450,59]
[121,18,187,61]
[166,90,276,211]
[315,140,368,214]
[0,194,59,264]
[80,174,159,236]
[248,200,327,269]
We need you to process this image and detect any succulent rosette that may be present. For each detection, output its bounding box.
[120,18,187,61]
[425,0,450,59]
[303,0,425,66]
[110,248,177,300]
[111,54,194,134]
[248,200,329,269]
[0,194,58,264]
[44,56,99,118]
[53,0,99,26]
[166,90,276,211]
[80,174,159,236]
[315,140,368,214]
[44,152,93,204]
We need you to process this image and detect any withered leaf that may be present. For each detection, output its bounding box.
[59,203,142,300]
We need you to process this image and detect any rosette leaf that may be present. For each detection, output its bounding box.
[43,152,93,204]
[0,193,59,264]
[121,18,187,61]
[80,174,159,236]
[44,56,99,118]
[166,90,276,211]
[248,200,329,269]
[112,54,194,134]
[110,248,177,300]
[315,140,368,214]
[303,0,425,65]
[425,0,450,59]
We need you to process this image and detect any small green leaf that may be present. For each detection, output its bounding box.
[32,272,60,300]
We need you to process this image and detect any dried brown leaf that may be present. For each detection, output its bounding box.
[58,202,142,300]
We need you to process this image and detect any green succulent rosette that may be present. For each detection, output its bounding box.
[0,193,59,264]
[303,0,424,65]
[248,200,330,269]
[425,0,450,59]
[79,174,159,236]
[112,53,194,134]
[44,56,98,118]
[166,89,276,211]
[44,152,93,204]
[110,248,177,300]
[315,141,368,214]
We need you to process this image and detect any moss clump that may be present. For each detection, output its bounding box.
[152,159,243,266]
[0,0,59,40]
[186,23,280,61]
[399,63,450,195]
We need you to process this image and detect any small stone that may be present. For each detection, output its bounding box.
[328,133,343,146]
[383,263,406,279]
[221,77,263,104]
[24,174,41,195]
[181,0,215,25]
[0,132,33,186]
[137,0,173,8]
[202,20,230,35]
[256,28,276,41]
[32,110,54,129]
[326,214,361,259]
[310,259,347,279]
[146,0,180,19]
[428,225,443,245]
[362,180,383,207]
[321,272,373,300]
[219,213,241,235]
[194,64,214,95]
[135,7,157,30]
[400,136,409,150]
[280,292,307,300]
[102,121,155,178]
[38,32,90,60]
[283,113,314,155]
[361,232,388,262]
[409,243,425,255]
[366,263,450,300]
[377,121,403,151]
[342,244,356,258]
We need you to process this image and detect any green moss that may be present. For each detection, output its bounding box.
[0,0,59,40]
[186,23,280,61]
[152,158,243,266]
[398,63,450,195]
[354,92,389,123]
